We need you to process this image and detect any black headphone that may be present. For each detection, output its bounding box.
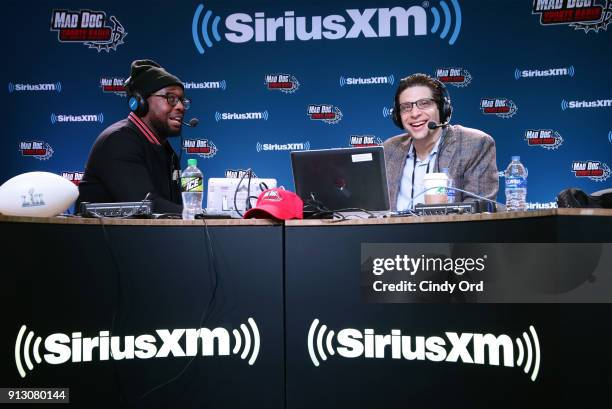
[392,76,453,129]
[124,77,148,117]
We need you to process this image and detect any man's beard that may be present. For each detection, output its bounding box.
[150,116,181,138]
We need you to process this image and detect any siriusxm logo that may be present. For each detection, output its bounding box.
[15,319,260,378]
[526,201,558,210]
[339,75,395,87]
[561,98,612,110]
[514,66,575,80]
[308,319,541,382]
[185,80,227,90]
[256,141,310,152]
[8,82,62,93]
[192,1,462,54]
[382,106,395,118]
[50,113,104,124]
[215,110,269,121]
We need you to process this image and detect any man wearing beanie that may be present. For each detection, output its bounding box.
[77,59,189,214]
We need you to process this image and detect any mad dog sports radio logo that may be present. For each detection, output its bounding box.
[62,171,84,186]
[183,139,218,158]
[308,104,343,124]
[572,160,611,181]
[50,9,127,52]
[19,141,54,160]
[524,129,564,149]
[350,135,382,147]
[100,77,126,96]
[14,319,260,378]
[265,74,300,93]
[436,67,472,87]
[532,0,612,32]
[192,1,462,55]
[308,319,542,382]
[225,169,257,178]
[480,98,518,118]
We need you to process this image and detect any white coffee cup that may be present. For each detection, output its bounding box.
[423,173,449,204]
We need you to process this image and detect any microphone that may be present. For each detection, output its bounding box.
[427,121,449,130]
[183,118,199,127]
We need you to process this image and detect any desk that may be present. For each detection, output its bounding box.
[1,210,611,408]
[0,216,284,408]
[285,209,612,409]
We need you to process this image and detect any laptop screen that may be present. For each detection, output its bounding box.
[291,146,390,211]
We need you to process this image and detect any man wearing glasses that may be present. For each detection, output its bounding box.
[77,60,191,214]
[384,73,498,211]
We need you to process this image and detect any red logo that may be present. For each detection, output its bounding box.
[571,160,610,181]
[436,67,472,87]
[532,0,612,32]
[524,129,564,149]
[480,98,518,118]
[62,171,84,186]
[19,141,54,160]
[307,104,343,124]
[100,77,126,96]
[50,9,127,52]
[265,74,300,93]
[183,139,218,158]
[349,135,382,147]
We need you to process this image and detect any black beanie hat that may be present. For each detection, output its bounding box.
[124,59,183,98]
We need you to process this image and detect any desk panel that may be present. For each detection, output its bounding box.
[0,219,284,409]
[285,214,612,409]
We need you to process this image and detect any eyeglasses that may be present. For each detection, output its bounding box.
[399,98,436,114]
[151,93,191,110]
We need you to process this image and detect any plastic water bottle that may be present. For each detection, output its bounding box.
[181,158,203,220]
[441,167,455,203]
[504,156,527,211]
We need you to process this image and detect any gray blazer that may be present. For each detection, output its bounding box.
[383,124,499,209]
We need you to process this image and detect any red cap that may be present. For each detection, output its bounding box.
[243,188,304,220]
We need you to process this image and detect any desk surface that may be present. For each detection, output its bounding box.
[1,208,611,227]
[0,214,280,226]
[286,208,612,226]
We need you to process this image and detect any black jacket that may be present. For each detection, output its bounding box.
[76,114,182,213]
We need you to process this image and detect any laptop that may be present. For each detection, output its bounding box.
[291,146,390,212]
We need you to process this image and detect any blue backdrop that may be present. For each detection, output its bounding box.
[4,0,611,209]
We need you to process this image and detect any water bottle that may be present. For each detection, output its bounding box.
[441,167,455,203]
[181,158,203,220]
[504,156,527,211]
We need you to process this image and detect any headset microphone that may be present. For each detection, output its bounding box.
[427,121,449,130]
[183,118,199,128]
